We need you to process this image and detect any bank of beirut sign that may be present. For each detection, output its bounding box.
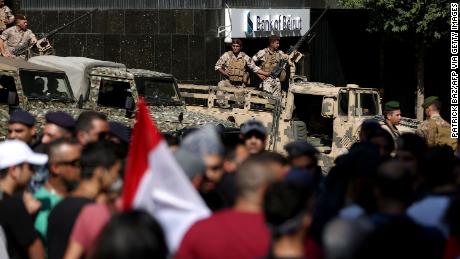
[226,9,310,38]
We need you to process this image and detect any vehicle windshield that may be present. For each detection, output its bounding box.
[358,92,379,116]
[135,77,182,106]
[97,79,133,109]
[19,70,73,101]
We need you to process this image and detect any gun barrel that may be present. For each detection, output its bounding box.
[43,8,98,39]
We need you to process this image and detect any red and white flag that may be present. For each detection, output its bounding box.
[122,98,210,252]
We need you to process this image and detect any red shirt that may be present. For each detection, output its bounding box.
[176,209,270,259]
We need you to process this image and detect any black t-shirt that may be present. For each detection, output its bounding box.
[47,197,93,259]
[0,192,38,259]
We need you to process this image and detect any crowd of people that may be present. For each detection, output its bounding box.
[0,103,459,259]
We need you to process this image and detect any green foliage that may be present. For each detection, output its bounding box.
[338,0,450,42]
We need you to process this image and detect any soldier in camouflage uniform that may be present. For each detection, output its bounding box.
[252,35,290,96]
[381,101,401,141]
[0,14,36,58]
[416,96,457,151]
[215,38,268,88]
[0,0,14,33]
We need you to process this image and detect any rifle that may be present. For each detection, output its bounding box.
[13,8,97,57]
[270,7,329,79]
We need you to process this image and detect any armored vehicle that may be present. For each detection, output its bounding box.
[28,56,235,132]
[0,56,77,138]
[29,56,137,127]
[128,69,236,132]
[178,76,418,169]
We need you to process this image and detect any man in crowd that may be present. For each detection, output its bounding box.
[177,157,272,259]
[7,110,37,147]
[34,139,81,241]
[240,119,267,155]
[47,141,120,259]
[252,35,291,96]
[75,111,109,146]
[0,14,36,58]
[417,96,457,151]
[215,38,268,88]
[0,0,15,33]
[0,140,46,259]
[41,112,75,145]
[381,101,401,141]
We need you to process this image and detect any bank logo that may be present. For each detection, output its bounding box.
[247,12,253,34]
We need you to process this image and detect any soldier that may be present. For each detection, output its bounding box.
[252,35,290,96]
[416,96,457,151]
[7,109,37,147]
[0,14,37,58]
[215,39,268,88]
[381,101,401,141]
[0,0,14,33]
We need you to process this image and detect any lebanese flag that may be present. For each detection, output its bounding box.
[122,98,210,252]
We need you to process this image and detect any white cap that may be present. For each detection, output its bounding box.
[0,140,48,169]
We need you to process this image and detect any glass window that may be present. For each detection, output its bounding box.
[97,79,132,109]
[19,71,73,101]
[338,92,348,116]
[0,75,16,104]
[359,93,379,116]
[134,77,182,106]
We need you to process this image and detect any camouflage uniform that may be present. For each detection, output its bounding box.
[252,48,289,96]
[416,114,457,150]
[215,51,261,88]
[0,5,14,32]
[0,25,35,57]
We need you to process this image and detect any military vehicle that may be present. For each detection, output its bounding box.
[28,56,236,132]
[29,56,137,127]
[128,69,236,132]
[0,56,77,139]
[178,75,419,169]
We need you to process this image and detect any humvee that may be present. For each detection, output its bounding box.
[128,69,236,132]
[178,76,418,169]
[29,56,236,132]
[28,56,137,127]
[0,56,78,139]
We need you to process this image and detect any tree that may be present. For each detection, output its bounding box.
[338,0,450,120]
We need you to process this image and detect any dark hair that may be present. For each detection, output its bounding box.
[420,145,455,190]
[80,141,118,179]
[264,182,311,238]
[269,35,280,44]
[375,160,413,206]
[431,100,442,111]
[90,210,168,259]
[75,111,107,133]
[396,133,427,160]
[232,39,243,47]
[256,151,288,166]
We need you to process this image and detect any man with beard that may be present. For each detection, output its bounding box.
[34,139,81,241]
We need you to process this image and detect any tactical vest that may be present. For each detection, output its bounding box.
[262,50,281,74]
[0,8,6,31]
[227,52,246,83]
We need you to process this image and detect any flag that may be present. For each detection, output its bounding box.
[122,98,210,252]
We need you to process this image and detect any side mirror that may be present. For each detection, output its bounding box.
[321,97,335,118]
[77,95,84,109]
[8,91,18,106]
[8,91,19,114]
[125,96,135,118]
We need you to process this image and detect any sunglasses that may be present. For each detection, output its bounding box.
[243,131,266,140]
[55,158,80,167]
[207,164,223,171]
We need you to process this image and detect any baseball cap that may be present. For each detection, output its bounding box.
[9,110,36,127]
[45,111,76,131]
[240,119,266,136]
[0,140,48,169]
